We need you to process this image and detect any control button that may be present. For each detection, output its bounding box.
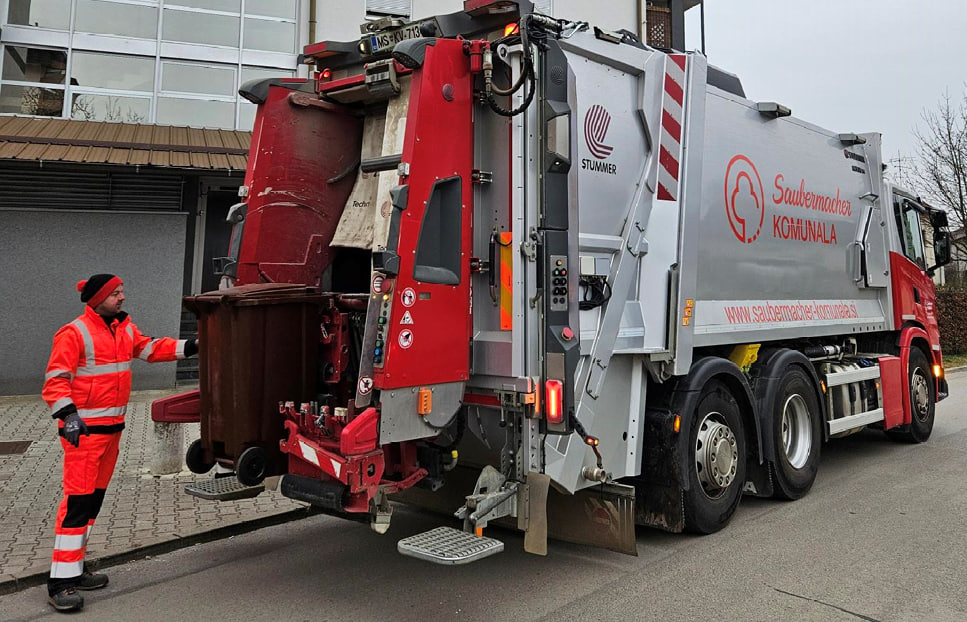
[374,348,381,356]
[378,317,386,325]
[560,269,566,276]
[375,340,383,348]
[555,259,563,266]
[374,357,383,364]
[553,269,560,276]
[562,326,574,341]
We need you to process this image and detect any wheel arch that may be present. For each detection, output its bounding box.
[899,325,931,426]
[750,347,827,461]
[667,356,760,491]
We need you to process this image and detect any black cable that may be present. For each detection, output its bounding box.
[579,275,611,310]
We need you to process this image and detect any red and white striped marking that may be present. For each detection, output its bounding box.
[657,54,687,202]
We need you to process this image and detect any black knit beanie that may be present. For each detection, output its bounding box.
[77,274,123,307]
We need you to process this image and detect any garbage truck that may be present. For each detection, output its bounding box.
[153,0,952,563]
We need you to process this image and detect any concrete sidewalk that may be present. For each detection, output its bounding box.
[0,389,307,595]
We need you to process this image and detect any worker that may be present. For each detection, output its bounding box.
[41,274,197,612]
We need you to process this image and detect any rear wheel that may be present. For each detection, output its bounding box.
[683,380,747,534]
[770,365,822,500]
[886,348,935,443]
[236,446,267,486]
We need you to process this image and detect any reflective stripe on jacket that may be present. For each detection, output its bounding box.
[42,306,186,428]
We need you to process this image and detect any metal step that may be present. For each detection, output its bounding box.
[828,408,885,435]
[185,477,264,501]
[398,526,504,565]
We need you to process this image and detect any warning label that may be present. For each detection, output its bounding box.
[400,310,414,325]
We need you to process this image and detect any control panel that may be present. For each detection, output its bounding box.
[550,255,568,311]
[374,292,392,367]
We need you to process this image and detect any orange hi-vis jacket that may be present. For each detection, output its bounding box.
[42,306,185,430]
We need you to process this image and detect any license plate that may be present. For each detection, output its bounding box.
[365,20,436,55]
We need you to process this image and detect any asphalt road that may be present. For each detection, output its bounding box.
[4,371,967,622]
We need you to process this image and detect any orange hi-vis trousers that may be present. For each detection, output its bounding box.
[48,432,120,593]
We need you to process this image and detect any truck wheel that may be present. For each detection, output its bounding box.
[185,439,215,474]
[770,366,821,500]
[886,348,935,443]
[236,446,267,486]
[684,380,746,534]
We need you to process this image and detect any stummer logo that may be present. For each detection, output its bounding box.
[582,104,617,175]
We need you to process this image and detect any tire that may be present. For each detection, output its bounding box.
[770,365,822,500]
[886,348,935,443]
[236,446,267,486]
[185,439,215,475]
[683,380,747,534]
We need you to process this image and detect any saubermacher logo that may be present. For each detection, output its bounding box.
[724,154,765,244]
[584,104,613,159]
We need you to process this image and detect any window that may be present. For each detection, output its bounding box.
[2,46,66,84]
[7,0,72,30]
[162,62,236,96]
[245,0,296,19]
[71,93,150,122]
[70,52,154,91]
[366,0,410,18]
[242,18,296,53]
[156,96,234,129]
[75,0,159,39]
[162,8,239,47]
[0,46,66,116]
[894,198,927,269]
[166,0,240,11]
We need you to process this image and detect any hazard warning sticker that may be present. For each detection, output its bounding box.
[398,329,414,349]
[400,287,416,308]
[400,310,414,325]
[358,377,374,395]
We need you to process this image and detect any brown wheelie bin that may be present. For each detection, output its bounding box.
[184,283,322,484]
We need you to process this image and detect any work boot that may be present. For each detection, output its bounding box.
[77,570,109,590]
[47,587,84,612]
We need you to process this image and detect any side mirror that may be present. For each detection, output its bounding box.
[933,230,952,267]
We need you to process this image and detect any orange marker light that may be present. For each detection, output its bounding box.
[933,364,942,378]
[673,414,681,434]
[504,23,519,36]
[545,379,563,424]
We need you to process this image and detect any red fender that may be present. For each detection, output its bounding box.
[897,325,929,426]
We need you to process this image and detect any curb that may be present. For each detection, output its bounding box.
[0,507,316,597]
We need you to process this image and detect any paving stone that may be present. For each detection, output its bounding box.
[1,389,305,591]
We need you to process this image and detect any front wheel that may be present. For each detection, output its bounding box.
[683,380,747,534]
[886,348,935,443]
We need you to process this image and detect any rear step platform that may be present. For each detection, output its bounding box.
[398,526,504,565]
[185,477,264,501]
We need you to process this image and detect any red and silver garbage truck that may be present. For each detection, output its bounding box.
[154,0,952,562]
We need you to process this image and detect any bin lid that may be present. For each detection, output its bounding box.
[184,283,324,310]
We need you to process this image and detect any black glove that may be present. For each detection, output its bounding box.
[185,338,199,358]
[62,413,89,448]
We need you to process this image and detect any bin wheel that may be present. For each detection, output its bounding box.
[185,439,215,474]
[236,446,267,486]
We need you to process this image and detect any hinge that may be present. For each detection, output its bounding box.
[472,170,493,184]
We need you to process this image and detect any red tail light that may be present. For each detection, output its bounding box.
[545,379,563,424]
[321,68,332,80]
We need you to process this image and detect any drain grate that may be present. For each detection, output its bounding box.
[0,441,32,455]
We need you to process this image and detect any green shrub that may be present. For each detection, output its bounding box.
[936,291,967,354]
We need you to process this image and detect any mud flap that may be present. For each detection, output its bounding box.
[544,482,637,556]
[523,472,549,556]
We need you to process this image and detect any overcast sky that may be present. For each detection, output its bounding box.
[685,0,967,174]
